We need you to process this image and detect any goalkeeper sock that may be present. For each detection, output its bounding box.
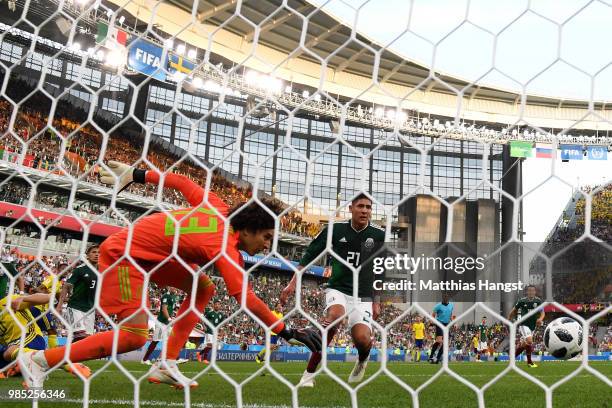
[142,341,158,361]
[47,334,58,348]
[166,277,215,360]
[43,324,148,367]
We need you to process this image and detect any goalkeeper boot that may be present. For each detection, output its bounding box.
[298,370,316,388]
[63,363,92,379]
[148,360,198,389]
[348,360,368,383]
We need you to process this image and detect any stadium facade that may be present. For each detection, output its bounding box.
[0,0,609,320]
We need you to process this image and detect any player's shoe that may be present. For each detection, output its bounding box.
[19,351,47,389]
[147,361,198,389]
[63,363,92,379]
[176,358,189,364]
[141,359,153,365]
[527,362,538,368]
[298,370,316,388]
[476,359,483,363]
[348,360,368,383]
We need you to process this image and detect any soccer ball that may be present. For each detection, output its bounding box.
[544,317,583,359]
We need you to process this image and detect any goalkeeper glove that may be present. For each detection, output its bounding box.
[99,161,146,193]
[278,327,322,352]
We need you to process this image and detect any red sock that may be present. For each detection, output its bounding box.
[202,346,211,361]
[515,345,525,358]
[166,278,215,360]
[44,324,148,367]
[142,341,158,361]
[526,344,533,364]
[306,325,337,373]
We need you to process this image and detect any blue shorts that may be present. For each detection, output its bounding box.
[0,335,46,369]
[270,335,279,345]
[30,307,56,333]
[415,339,424,348]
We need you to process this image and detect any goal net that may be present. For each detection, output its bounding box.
[0,0,610,407]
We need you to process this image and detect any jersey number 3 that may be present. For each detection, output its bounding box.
[165,208,219,236]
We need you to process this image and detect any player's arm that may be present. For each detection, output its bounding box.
[56,269,79,314]
[508,306,517,321]
[16,275,24,294]
[11,293,52,310]
[100,161,212,208]
[161,302,170,323]
[536,309,545,326]
[280,227,328,304]
[215,247,321,352]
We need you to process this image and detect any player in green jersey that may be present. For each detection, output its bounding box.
[198,301,224,364]
[475,317,488,361]
[56,245,99,342]
[0,260,24,299]
[141,288,181,365]
[281,194,385,386]
[508,285,544,368]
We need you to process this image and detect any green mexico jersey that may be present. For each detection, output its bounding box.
[66,265,97,313]
[478,324,488,341]
[158,292,179,324]
[204,309,224,334]
[299,221,385,298]
[514,296,543,330]
[0,262,19,299]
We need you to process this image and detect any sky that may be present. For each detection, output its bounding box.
[308,0,612,242]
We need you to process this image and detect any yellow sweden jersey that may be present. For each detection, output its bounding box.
[0,295,43,346]
[412,322,425,340]
[271,310,283,335]
[472,337,479,348]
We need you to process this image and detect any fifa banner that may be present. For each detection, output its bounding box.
[241,251,327,277]
[127,38,167,81]
[587,145,607,160]
[560,144,583,160]
[509,140,533,158]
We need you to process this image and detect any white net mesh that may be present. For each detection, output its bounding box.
[0,0,610,407]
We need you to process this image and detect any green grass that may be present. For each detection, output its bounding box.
[2,361,611,408]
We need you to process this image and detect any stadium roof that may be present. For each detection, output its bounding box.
[113,1,612,130]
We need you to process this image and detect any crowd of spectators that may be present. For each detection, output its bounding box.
[0,99,320,238]
[4,246,611,355]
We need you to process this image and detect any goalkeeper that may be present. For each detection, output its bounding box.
[21,161,321,389]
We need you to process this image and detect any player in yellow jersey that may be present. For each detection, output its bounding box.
[471,334,480,360]
[255,303,284,364]
[0,294,51,377]
[30,271,63,348]
[411,315,426,362]
[0,293,90,380]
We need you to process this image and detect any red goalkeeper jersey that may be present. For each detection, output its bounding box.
[100,171,284,332]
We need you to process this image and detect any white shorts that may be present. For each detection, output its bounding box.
[518,325,533,339]
[152,322,170,341]
[324,288,373,329]
[204,333,215,345]
[64,307,95,335]
[477,341,488,351]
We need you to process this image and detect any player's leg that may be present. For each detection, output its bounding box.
[150,262,216,363]
[299,289,345,387]
[515,325,529,362]
[521,326,536,367]
[429,325,443,363]
[21,246,151,387]
[347,300,373,383]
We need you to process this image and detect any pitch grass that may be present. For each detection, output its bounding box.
[2,360,610,408]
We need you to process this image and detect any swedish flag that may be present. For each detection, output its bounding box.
[168,53,195,75]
